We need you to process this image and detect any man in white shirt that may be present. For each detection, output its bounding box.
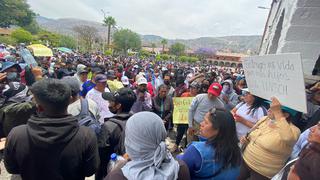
[86,74,114,123]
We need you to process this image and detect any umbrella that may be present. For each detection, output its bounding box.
[57,47,73,53]
[27,44,53,57]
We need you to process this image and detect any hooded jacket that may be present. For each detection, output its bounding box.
[4,114,99,180]
[220,79,239,110]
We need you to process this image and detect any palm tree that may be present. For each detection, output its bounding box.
[103,16,116,49]
[160,39,168,53]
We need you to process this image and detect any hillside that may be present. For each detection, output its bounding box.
[36,16,262,53]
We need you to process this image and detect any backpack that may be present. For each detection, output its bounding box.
[76,99,101,135]
[105,118,127,155]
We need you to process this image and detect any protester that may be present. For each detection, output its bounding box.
[86,74,114,123]
[163,74,175,97]
[80,67,103,97]
[0,82,35,138]
[105,112,191,180]
[74,64,88,89]
[177,108,241,179]
[172,81,201,152]
[152,84,174,130]
[0,62,22,82]
[188,82,224,141]
[96,87,136,180]
[238,97,300,180]
[64,76,100,120]
[287,122,320,180]
[121,76,130,88]
[231,89,267,138]
[130,77,152,113]
[220,79,239,110]
[4,79,100,180]
[106,70,123,93]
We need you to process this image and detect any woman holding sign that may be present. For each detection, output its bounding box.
[238,97,300,180]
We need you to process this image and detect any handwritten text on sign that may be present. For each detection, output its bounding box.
[243,53,307,113]
[173,97,194,124]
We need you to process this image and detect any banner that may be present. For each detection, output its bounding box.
[243,53,307,113]
[173,97,194,124]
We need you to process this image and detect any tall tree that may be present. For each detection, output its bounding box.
[0,0,35,28]
[113,29,141,56]
[169,42,185,56]
[160,39,168,53]
[73,25,99,52]
[103,16,116,49]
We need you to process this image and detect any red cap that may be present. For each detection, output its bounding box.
[208,83,222,97]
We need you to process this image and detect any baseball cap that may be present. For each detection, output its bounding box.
[76,64,88,74]
[137,77,147,85]
[94,74,107,83]
[0,61,22,73]
[207,82,222,96]
[106,70,116,78]
[102,87,137,104]
[121,76,130,85]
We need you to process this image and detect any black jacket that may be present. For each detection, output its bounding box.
[4,114,100,180]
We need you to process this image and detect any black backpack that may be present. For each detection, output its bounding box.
[76,99,101,135]
[105,118,127,155]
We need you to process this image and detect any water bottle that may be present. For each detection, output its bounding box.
[107,153,125,173]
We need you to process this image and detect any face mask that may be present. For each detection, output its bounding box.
[164,80,170,85]
[7,72,20,82]
[222,85,230,93]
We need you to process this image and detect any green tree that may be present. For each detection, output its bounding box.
[0,0,35,28]
[103,16,116,49]
[113,29,141,56]
[169,42,185,56]
[160,39,168,53]
[11,28,33,43]
[59,35,77,49]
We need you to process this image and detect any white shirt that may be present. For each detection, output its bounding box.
[86,88,114,123]
[235,103,265,138]
[67,98,100,120]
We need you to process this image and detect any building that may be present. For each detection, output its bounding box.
[205,52,248,67]
[0,28,12,36]
[259,0,320,77]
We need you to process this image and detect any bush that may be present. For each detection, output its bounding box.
[0,36,17,45]
[11,28,33,43]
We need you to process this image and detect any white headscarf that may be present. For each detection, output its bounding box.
[122,112,179,180]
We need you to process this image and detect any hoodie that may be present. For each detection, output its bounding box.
[4,114,99,180]
[220,79,239,110]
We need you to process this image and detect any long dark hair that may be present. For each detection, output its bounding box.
[247,95,265,116]
[207,108,241,169]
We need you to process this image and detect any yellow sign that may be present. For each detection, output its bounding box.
[173,97,194,124]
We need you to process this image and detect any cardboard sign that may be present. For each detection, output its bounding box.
[243,53,307,113]
[173,97,194,124]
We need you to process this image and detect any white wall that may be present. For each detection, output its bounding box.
[260,0,320,75]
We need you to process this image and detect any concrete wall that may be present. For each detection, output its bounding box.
[259,0,320,75]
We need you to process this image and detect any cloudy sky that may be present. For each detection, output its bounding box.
[27,0,272,39]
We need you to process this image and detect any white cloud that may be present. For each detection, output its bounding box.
[27,0,272,39]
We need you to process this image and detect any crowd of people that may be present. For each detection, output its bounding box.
[0,43,319,180]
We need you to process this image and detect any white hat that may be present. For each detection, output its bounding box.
[121,76,130,85]
[137,77,147,85]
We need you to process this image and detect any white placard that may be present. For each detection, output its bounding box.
[243,53,307,113]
